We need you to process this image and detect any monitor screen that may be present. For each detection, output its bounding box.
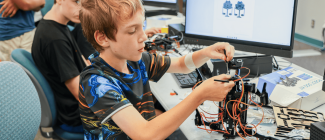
[143,0,177,4]
[185,0,297,53]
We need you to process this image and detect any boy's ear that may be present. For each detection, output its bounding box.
[94,30,110,48]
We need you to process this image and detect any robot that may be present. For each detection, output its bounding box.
[234,1,245,18]
[222,0,233,17]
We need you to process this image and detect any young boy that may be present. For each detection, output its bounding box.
[32,0,86,132]
[79,0,235,139]
[32,0,160,133]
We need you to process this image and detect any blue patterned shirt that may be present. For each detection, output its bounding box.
[78,52,171,140]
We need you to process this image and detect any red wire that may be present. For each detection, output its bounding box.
[193,67,263,138]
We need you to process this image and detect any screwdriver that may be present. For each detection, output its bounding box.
[224,50,229,74]
[214,79,229,83]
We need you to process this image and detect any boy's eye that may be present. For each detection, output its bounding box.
[129,29,136,34]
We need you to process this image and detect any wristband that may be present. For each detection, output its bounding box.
[184,52,196,71]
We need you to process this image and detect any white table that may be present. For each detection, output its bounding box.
[149,50,325,140]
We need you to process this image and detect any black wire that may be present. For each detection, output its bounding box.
[272,55,280,70]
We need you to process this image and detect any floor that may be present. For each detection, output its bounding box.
[34,40,324,140]
[34,127,53,140]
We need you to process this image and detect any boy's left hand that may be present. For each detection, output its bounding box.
[145,27,161,37]
[203,42,235,62]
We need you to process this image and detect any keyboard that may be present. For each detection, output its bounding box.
[172,71,199,88]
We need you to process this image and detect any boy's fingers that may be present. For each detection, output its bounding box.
[154,28,159,33]
[10,9,17,17]
[0,2,8,15]
[2,7,10,17]
[210,51,226,60]
[226,45,235,61]
[214,74,231,80]
[225,81,235,88]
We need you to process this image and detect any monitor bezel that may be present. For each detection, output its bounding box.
[143,0,178,9]
[184,0,298,53]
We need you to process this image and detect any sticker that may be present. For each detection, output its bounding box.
[297,92,309,97]
[297,73,313,80]
[278,71,290,75]
[286,68,297,73]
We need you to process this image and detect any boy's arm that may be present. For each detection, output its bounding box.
[167,42,235,74]
[112,74,234,140]
[65,75,80,100]
[11,0,45,11]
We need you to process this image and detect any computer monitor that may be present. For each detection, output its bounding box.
[143,0,177,9]
[184,0,298,58]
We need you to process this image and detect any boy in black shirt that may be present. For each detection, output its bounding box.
[32,0,86,132]
[79,0,235,139]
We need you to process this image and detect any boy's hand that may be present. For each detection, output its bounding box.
[145,27,161,37]
[0,0,18,18]
[202,42,235,62]
[194,74,235,101]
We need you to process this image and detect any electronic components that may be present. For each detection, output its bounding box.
[194,61,270,139]
[144,33,180,55]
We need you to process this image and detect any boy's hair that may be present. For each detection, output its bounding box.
[54,0,56,4]
[80,0,144,52]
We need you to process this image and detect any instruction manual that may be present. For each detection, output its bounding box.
[257,67,325,110]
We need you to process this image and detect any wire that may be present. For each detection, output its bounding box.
[193,67,264,139]
[277,60,293,69]
[234,67,250,81]
[192,81,202,90]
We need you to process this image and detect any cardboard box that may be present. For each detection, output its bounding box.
[257,67,325,110]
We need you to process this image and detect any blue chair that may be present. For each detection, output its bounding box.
[10,49,84,140]
[0,62,41,139]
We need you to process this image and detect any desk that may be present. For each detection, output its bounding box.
[149,49,325,140]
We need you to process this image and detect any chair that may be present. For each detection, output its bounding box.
[10,49,84,140]
[0,62,41,139]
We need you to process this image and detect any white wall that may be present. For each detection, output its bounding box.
[295,0,325,41]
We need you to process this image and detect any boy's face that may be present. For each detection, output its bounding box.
[60,0,80,23]
[108,10,148,62]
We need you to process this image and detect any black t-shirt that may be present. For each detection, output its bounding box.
[32,19,86,126]
[79,52,171,140]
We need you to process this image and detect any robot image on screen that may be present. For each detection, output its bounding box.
[216,0,256,40]
[235,1,246,18]
[222,1,246,18]
[222,0,233,17]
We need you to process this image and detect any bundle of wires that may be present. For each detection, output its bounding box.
[193,67,265,140]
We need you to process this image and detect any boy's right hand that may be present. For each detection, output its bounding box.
[194,74,235,102]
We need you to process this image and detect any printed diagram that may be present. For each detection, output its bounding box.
[222,0,233,17]
[235,1,245,18]
[222,1,245,18]
[277,76,300,87]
